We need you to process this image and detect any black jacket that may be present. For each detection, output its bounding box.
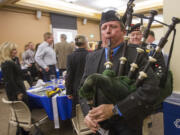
[80,44,160,129]
[65,48,88,117]
[1,60,28,103]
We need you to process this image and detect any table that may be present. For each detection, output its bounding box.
[27,84,72,121]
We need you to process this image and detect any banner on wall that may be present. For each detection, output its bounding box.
[53,28,77,44]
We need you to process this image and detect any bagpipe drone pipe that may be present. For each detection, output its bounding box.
[79,0,179,108]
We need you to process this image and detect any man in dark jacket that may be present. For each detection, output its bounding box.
[65,35,88,117]
[80,10,160,135]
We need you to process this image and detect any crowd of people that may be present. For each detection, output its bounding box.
[0,9,168,135]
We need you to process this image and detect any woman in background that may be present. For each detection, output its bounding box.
[0,42,29,135]
[0,42,27,103]
[22,44,33,87]
[0,42,28,102]
[65,35,88,117]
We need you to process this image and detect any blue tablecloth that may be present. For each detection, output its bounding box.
[27,85,72,120]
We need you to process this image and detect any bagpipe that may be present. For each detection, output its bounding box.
[79,0,179,107]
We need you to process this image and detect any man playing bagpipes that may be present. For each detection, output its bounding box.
[79,10,161,135]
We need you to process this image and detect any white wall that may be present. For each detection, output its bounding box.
[164,0,180,92]
[151,27,164,41]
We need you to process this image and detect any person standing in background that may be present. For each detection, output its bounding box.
[22,42,37,81]
[129,25,143,45]
[35,32,56,82]
[34,43,43,80]
[21,44,34,86]
[22,44,30,67]
[146,31,162,56]
[146,30,158,45]
[0,42,28,103]
[11,47,21,66]
[65,35,88,117]
[0,42,29,135]
[95,40,102,50]
[55,34,74,76]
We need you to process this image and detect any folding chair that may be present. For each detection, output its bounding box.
[24,80,30,90]
[71,104,93,135]
[2,98,48,135]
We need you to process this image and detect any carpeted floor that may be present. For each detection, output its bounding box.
[0,88,76,135]
[0,88,164,135]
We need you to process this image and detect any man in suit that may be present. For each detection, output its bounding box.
[55,34,74,76]
[65,35,88,117]
[80,10,160,135]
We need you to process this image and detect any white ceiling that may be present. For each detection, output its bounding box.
[62,0,163,12]
[61,0,163,23]
[14,0,163,23]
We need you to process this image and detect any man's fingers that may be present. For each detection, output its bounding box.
[91,129,97,133]
[91,127,98,133]
[89,111,101,118]
[90,106,101,113]
[89,108,105,120]
[89,121,96,127]
[89,107,102,115]
[85,115,97,128]
[96,117,105,122]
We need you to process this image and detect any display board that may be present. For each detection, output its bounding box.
[53,28,77,44]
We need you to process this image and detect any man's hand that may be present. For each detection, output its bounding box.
[17,93,23,101]
[89,104,114,122]
[45,67,49,72]
[67,95,73,99]
[84,114,99,133]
